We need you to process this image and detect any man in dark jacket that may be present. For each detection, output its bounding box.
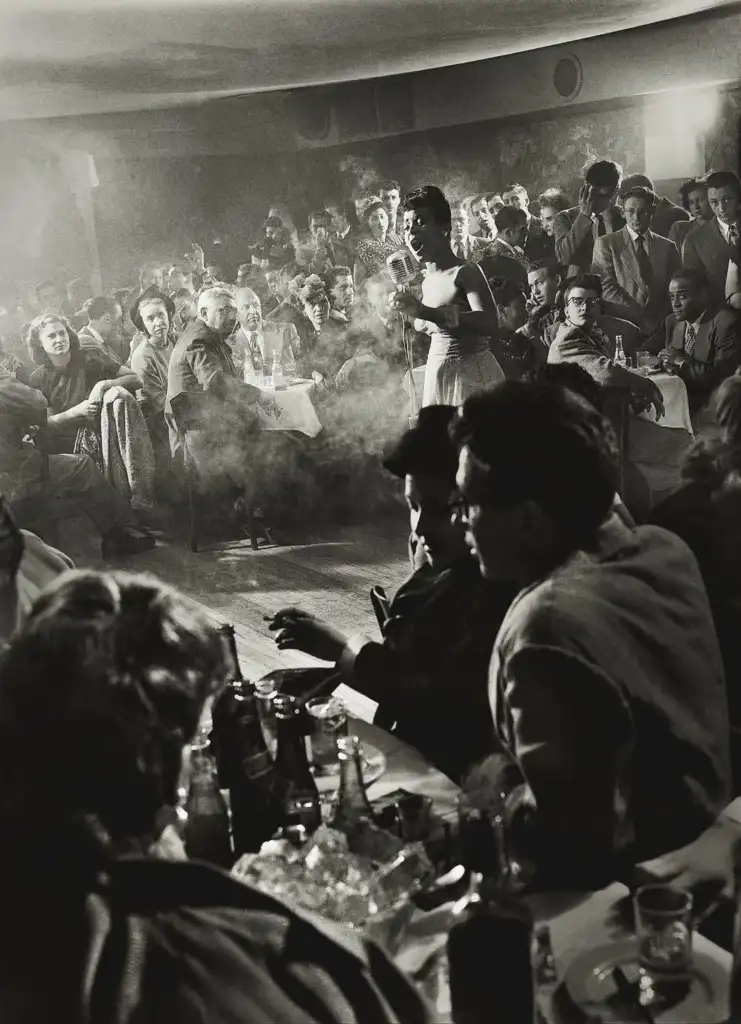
[619,172,689,240]
[554,160,625,277]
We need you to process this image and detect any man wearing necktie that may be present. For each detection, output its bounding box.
[231,287,301,379]
[683,170,741,307]
[592,185,680,334]
[553,160,625,277]
[647,268,741,416]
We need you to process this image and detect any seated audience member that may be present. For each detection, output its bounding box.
[297,209,353,277]
[361,271,428,370]
[453,381,730,886]
[296,274,351,379]
[33,278,64,316]
[64,278,93,327]
[79,295,128,364]
[650,372,741,789]
[0,570,429,1024]
[683,170,741,306]
[491,281,543,379]
[129,288,176,455]
[478,208,529,290]
[203,264,226,286]
[0,368,154,556]
[262,267,282,316]
[235,263,254,289]
[266,263,315,355]
[647,268,741,417]
[230,286,300,378]
[619,172,689,240]
[128,262,168,357]
[353,197,405,287]
[502,182,550,261]
[172,287,198,335]
[250,215,296,271]
[592,184,681,333]
[469,194,497,241]
[554,160,625,276]
[167,262,197,296]
[325,265,355,328]
[27,315,157,518]
[335,328,395,391]
[0,498,73,643]
[166,286,261,468]
[379,179,403,237]
[547,274,660,412]
[270,407,517,782]
[326,199,358,247]
[669,176,712,250]
[521,259,564,349]
[536,188,571,240]
[449,201,493,262]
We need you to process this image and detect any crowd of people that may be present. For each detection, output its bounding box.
[0,151,740,1017]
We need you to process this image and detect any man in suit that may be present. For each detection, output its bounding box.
[683,169,741,306]
[619,173,689,240]
[450,202,493,263]
[502,182,551,261]
[78,295,129,364]
[325,265,355,330]
[469,194,498,241]
[231,286,301,378]
[478,207,529,290]
[647,268,741,415]
[296,209,354,277]
[554,160,625,277]
[592,185,681,334]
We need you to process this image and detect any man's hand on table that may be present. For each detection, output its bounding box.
[267,607,348,662]
[630,373,665,421]
[657,348,685,372]
[636,818,741,903]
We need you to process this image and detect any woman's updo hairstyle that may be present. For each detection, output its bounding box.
[402,184,452,234]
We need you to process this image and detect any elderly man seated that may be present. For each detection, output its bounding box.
[230,286,300,379]
[453,381,730,888]
[269,406,517,783]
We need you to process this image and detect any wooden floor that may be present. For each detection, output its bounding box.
[61,511,412,721]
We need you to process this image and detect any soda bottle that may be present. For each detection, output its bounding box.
[331,734,375,836]
[447,808,535,1024]
[273,694,321,833]
[614,333,628,368]
[272,352,285,389]
[211,624,280,853]
[184,739,233,868]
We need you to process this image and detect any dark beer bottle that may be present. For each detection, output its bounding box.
[447,811,535,1024]
[273,694,321,834]
[184,739,233,868]
[211,624,279,853]
[331,734,375,836]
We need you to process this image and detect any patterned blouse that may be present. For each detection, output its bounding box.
[354,233,405,276]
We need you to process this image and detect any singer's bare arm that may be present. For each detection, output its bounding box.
[417,263,500,339]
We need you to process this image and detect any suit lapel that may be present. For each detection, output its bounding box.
[669,318,684,353]
[694,314,714,363]
[618,227,642,291]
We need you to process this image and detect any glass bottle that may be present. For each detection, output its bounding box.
[210,624,280,853]
[331,734,375,836]
[614,333,628,368]
[184,737,233,868]
[254,677,279,760]
[447,808,535,1024]
[273,694,321,833]
[272,352,285,389]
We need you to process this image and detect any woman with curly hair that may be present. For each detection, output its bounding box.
[292,273,352,379]
[353,196,405,288]
[0,569,431,1023]
[27,313,157,517]
[669,177,712,250]
[392,184,504,406]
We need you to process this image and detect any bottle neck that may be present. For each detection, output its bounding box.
[276,713,310,775]
[338,751,372,807]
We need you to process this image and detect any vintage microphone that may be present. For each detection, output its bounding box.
[386,250,421,422]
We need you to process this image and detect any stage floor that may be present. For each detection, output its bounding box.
[61,513,412,722]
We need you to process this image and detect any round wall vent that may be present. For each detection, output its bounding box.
[553,55,583,101]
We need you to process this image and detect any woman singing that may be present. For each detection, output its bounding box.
[391,185,504,407]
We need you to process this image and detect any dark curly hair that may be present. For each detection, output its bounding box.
[297,274,328,307]
[402,185,452,232]
[0,570,227,870]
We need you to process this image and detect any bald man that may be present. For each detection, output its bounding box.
[232,287,301,378]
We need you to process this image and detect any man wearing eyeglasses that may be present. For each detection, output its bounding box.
[547,274,663,418]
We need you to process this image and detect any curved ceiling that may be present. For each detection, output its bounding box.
[0,0,738,121]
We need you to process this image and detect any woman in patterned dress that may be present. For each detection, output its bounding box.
[391,185,504,407]
[353,197,405,289]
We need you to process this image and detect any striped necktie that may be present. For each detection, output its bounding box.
[729,224,739,250]
[248,331,262,370]
[685,323,697,356]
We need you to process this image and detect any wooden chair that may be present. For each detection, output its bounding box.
[169,393,271,553]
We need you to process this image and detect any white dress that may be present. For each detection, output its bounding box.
[417,264,504,407]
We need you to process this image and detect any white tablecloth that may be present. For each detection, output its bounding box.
[257,380,322,437]
[635,371,693,434]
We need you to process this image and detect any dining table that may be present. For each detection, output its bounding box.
[356,720,732,1023]
[254,377,323,437]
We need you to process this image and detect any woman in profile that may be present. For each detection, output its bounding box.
[0,569,430,1024]
[392,184,503,406]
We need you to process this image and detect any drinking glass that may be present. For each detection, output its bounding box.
[634,883,693,979]
[306,695,348,768]
[637,351,657,375]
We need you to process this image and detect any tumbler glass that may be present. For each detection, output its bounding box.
[634,883,693,979]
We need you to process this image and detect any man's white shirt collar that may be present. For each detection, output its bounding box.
[717,218,739,242]
[626,225,651,248]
